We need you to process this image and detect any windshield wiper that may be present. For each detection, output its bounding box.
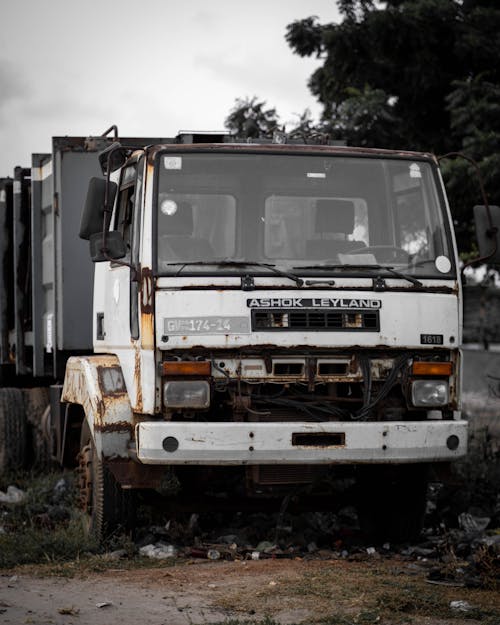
[293,264,423,288]
[166,260,304,287]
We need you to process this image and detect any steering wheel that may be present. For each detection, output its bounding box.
[349,245,410,264]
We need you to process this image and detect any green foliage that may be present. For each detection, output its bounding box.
[285,0,500,152]
[226,2,500,252]
[289,1,500,253]
[321,85,399,147]
[225,97,280,139]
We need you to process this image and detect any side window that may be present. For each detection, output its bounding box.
[113,164,137,254]
[392,169,431,257]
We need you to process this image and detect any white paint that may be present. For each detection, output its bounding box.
[136,420,468,464]
[155,286,460,350]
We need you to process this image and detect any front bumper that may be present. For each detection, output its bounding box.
[135,420,468,465]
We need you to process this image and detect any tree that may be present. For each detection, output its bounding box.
[283,0,500,253]
[286,1,500,152]
[225,2,500,253]
[225,97,280,139]
[441,76,500,251]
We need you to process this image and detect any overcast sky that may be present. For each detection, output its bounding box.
[0,1,340,175]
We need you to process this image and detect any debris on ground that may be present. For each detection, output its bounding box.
[57,605,80,615]
[0,485,25,504]
[139,542,178,559]
[1,428,498,594]
[450,599,474,613]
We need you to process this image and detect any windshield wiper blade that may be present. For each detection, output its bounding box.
[166,260,304,287]
[293,264,423,287]
[379,266,423,287]
[217,261,304,287]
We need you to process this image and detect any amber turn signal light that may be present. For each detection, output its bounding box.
[411,361,452,376]
[162,361,211,376]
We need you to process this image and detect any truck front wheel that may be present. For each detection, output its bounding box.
[77,423,134,544]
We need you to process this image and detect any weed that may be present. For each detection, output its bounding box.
[472,544,500,591]
[0,470,99,568]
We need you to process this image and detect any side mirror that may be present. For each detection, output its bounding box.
[99,142,131,175]
[80,178,117,240]
[474,205,500,264]
[89,231,127,262]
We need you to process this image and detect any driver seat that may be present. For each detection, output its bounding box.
[305,199,365,259]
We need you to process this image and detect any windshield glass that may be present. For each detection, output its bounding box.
[155,152,454,278]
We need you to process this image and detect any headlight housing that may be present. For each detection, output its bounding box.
[411,380,449,407]
[163,380,210,408]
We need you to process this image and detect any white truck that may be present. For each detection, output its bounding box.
[62,133,472,543]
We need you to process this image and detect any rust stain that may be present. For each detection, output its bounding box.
[107,460,166,489]
[140,266,155,350]
[166,284,455,294]
[148,142,437,162]
[134,346,143,413]
[94,421,134,433]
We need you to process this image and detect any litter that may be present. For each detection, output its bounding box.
[450,599,474,613]
[139,543,177,559]
[458,513,490,535]
[0,486,25,504]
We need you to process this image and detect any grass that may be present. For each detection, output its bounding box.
[1,469,499,624]
[213,559,500,625]
[0,470,99,568]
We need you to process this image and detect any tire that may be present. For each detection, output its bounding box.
[22,388,52,470]
[0,388,27,475]
[356,464,429,544]
[78,422,135,544]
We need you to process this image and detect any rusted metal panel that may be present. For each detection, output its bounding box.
[140,267,155,351]
[133,347,143,413]
[147,142,438,164]
[107,459,167,489]
[136,420,468,465]
[61,355,133,458]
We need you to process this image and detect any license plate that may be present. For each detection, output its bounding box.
[164,316,250,335]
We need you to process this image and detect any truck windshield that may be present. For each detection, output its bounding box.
[155,152,454,278]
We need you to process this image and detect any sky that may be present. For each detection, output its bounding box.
[0,0,340,175]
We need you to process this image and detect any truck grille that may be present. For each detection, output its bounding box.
[252,309,379,332]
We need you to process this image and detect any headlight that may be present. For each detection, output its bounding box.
[411,380,449,407]
[163,380,210,408]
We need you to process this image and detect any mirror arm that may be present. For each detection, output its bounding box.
[438,152,498,273]
[97,144,146,281]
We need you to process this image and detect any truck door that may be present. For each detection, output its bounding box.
[97,162,140,351]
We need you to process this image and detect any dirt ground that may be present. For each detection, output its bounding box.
[1,556,499,625]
